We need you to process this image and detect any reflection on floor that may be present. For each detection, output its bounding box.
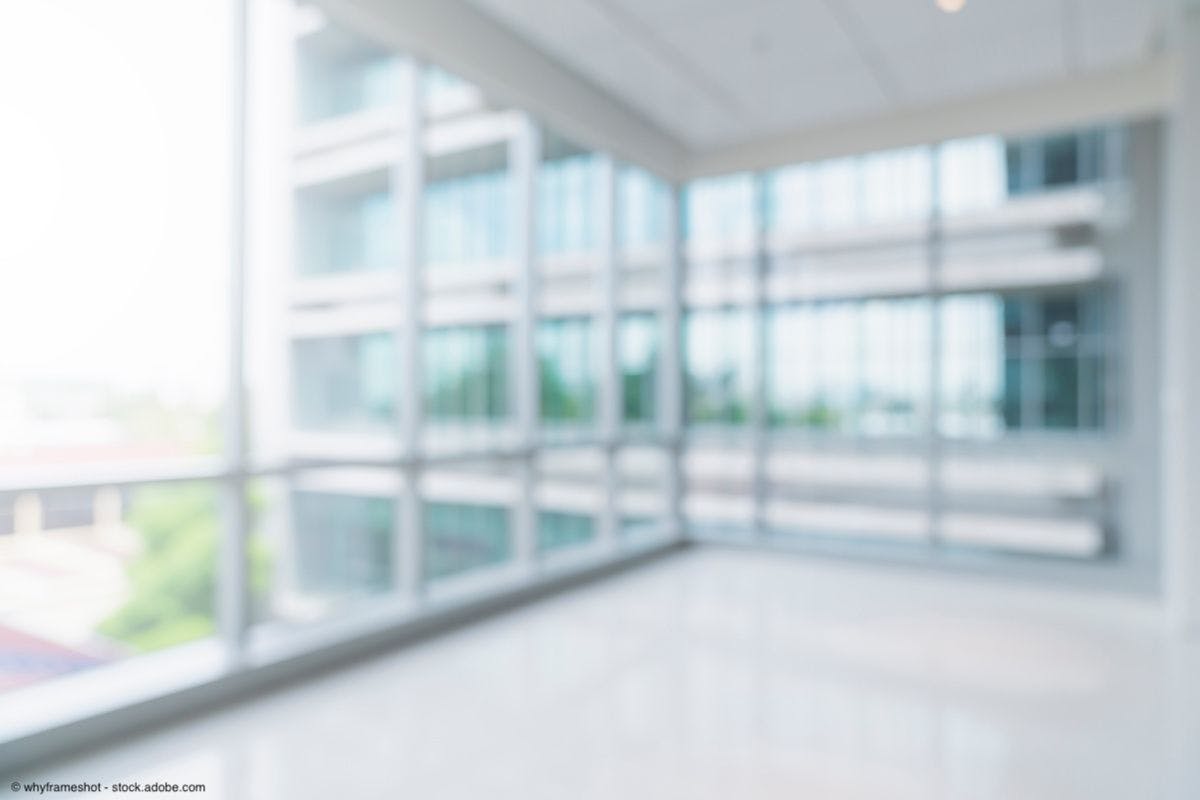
[8,548,1200,800]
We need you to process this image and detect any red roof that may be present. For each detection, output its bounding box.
[0,624,103,692]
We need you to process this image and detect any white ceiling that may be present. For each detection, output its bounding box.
[464,0,1169,151]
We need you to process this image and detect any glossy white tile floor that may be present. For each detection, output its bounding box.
[8,548,1200,800]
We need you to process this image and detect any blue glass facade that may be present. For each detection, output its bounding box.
[424,170,510,268]
[292,333,396,431]
[538,153,604,256]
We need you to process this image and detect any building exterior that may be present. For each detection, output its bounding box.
[249,2,677,627]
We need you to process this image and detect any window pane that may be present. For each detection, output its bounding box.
[1042,135,1080,188]
[292,333,397,431]
[0,1,229,470]
[860,147,932,225]
[539,135,603,256]
[770,300,929,435]
[619,314,658,424]
[0,482,219,693]
[940,290,1105,436]
[537,510,595,553]
[940,295,1005,438]
[249,469,403,634]
[685,309,754,425]
[939,136,1006,215]
[685,173,756,246]
[615,445,671,544]
[424,144,510,276]
[813,158,858,230]
[296,185,397,275]
[1005,141,1029,195]
[1042,356,1080,429]
[423,501,511,581]
[767,163,817,234]
[296,41,399,123]
[291,492,393,596]
[538,318,596,424]
[423,325,509,422]
[617,167,670,253]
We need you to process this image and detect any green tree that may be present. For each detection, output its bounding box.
[99,484,271,652]
[539,356,593,422]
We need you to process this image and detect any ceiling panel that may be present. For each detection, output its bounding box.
[562,27,734,143]
[1077,0,1165,71]
[472,0,616,48]
[748,60,891,141]
[463,0,1169,152]
[702,50,889,146]
[659,0,859,75]
[886,14,1068,105]
[603,0,776,29]
[844,0,1061,50]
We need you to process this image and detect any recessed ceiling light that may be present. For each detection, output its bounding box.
[937,0,965,12]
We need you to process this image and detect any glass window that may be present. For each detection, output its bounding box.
[684,309,754,425]
[768,147,931,234]
[940,290,1106,437]
[766,163,817,235]
[424,144,510,272]
[423,501,511,580]
[1001,129,1108,197]
[297,47,399,124]
[296,187,397,275]
[1077,129,1106,185]
[619,314,658,425]
[860,147,932,225]
[940,294,1006,437]
[537,510,595,553]
[1005,140,1032,196]
[812,157,858,230]
[291,491,393,596]
[0,3,228,470]
[939,136,1006,215]
[1003,354,1023,429]
[1042,356,1080,429]
[292,333,396,431]
[539,135,602,257]
[768,299,929,435]
[685,173,756,246]
[941,129,1115,216]
[1042,135,1081,188]
[0,482,222,689]
[538,318,596,424]
[619,515,656,537]
[424,170,510,267]
[617,166,670,253]
[423,325,509,422]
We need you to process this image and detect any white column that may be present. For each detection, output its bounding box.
[596,155,620,550]
[660,186,685,539]
[927,146,945,547]
[511,115,541,570]
[219,0,251,659]
[1163,0,1200,636]
[396,56,424,602]
[750,174,769,539]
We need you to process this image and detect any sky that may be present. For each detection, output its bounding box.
[0,0,233,407]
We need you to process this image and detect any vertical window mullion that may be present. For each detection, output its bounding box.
[397,56,424,605]
[219,0,250,660]
[928,144,945,547]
